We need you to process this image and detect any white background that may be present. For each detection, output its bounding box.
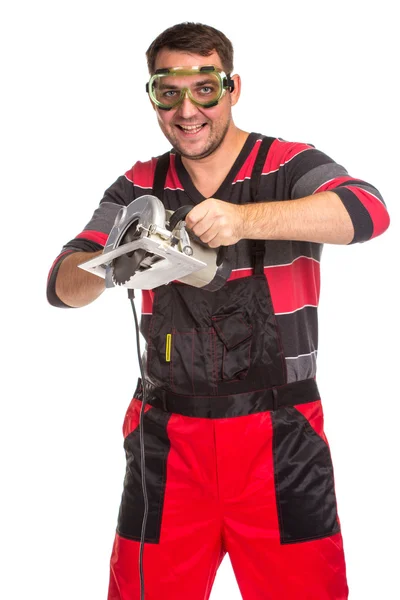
[1,1,399,599]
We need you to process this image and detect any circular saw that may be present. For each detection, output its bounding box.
[78,195,233,291]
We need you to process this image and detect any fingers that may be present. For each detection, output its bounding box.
[196,222,223,247]
[185,199,213,235]
[185,198,243,247]
[186,208,212,238]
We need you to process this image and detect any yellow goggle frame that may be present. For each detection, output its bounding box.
[146,65,234,110]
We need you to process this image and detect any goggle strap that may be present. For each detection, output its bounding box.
[223,75,235,92]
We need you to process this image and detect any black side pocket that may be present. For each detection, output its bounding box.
[271,406,340,544]
[212,312,253,381]
[116,406,171,544]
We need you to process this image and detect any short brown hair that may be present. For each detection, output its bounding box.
[146,22,234,75]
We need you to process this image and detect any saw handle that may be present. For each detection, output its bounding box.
[167,205,193,232]
[168,204,221,251]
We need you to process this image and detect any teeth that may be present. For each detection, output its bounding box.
[180,124,203,132]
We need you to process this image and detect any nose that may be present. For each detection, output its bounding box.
[176,91,199,119]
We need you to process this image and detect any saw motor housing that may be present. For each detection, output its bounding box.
[78,195,232,291]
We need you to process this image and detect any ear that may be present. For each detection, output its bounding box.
[229,74,241,107]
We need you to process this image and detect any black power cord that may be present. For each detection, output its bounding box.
[127,288,148,600]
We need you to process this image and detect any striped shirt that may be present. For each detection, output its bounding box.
[47,132,390,382]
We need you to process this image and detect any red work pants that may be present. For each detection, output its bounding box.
[108,380,348,599]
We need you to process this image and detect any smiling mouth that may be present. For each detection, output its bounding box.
[176,123,207,134]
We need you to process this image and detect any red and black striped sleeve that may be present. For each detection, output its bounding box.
[267,139,390,244]
[47,172,135,308]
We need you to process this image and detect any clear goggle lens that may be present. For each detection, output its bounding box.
[147,67,232,110]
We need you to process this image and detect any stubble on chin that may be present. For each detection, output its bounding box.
[162,118,231,161]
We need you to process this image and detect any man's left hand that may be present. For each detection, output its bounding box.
[185,198,245,248]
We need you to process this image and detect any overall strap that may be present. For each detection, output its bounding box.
[249,136,276,274]
[152,151,171,201]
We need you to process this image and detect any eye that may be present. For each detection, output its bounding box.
[162,90,178,98]
[199,86,213,95]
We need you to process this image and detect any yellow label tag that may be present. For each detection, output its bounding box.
[166,334,172,362]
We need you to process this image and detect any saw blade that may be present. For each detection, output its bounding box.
[112,219,148,286]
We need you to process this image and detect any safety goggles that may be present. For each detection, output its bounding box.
[146,65,234,110]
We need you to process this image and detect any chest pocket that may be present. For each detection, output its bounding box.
[145,284,254,396]
[212,312,253,381]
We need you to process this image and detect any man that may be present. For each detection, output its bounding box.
[47,22,390,600]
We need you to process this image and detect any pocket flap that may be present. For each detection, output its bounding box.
[212,312,252,350]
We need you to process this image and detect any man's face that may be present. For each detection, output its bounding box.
[151,49,239,160]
